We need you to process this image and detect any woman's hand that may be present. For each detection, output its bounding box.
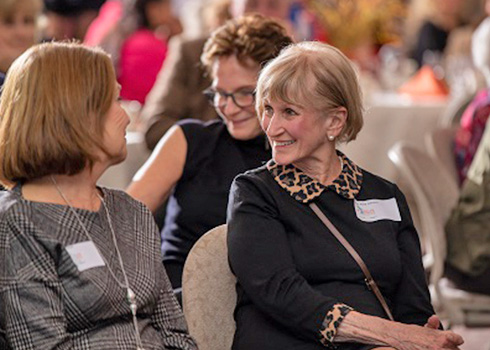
[391,322,464,350]
[424,315,441,329]
[336,311,464,350]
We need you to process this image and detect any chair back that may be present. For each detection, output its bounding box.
[388,143,459,285]
[389,143,490,326]
[439,90,475,127]
[425,126,459,188]
[182,224,236,350]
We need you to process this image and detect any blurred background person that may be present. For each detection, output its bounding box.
[84,0,123,46]
[0,0,42,92]
[99,0,182,104]
[454,15,490,185]
[0,41,197,349]
[404,0,482,68]
[127,14,293,301]
[444,16,490,297]
[43,0,106,40]
[141,0,293,151]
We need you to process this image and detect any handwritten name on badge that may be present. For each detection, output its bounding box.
[66,241,105,272]
[354,198,401,222]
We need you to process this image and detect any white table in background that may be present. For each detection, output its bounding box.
[339,93,447,182]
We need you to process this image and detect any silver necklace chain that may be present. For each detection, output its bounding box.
[50,176,145,350]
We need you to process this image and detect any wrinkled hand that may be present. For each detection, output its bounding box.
[424,315,441,329]
[394,322,464,350]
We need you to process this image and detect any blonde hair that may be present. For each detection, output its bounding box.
[0,42,116,186]
[201,14,293,76]
[256,41,364,143]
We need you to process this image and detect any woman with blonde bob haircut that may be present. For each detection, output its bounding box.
[0,42,115,181]
[227,41,464,350]
[0,42,197,350]
[256,42,363,143]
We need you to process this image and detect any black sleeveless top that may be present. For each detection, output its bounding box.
[161,119,270,289]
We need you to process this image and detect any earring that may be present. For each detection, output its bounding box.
[328,135,335,141]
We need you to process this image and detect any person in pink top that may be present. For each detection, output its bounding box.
[99,0,182,104]
[118,25,169,103]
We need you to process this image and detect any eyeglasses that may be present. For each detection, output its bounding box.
[203,88,256,110]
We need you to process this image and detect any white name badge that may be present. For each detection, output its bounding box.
[66,241,105,272]
[354,198,401,222]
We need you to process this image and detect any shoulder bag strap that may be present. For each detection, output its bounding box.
[309,202,395,321]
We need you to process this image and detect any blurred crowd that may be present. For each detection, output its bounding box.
[1,0,488,103]
[1,1,490,348]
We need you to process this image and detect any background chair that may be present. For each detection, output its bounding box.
[438,90,475,127]
[425,126,459,188]
[182,224,236,350]
[388,143,490,326]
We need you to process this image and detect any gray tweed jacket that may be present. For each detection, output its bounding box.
[0,186,197,350]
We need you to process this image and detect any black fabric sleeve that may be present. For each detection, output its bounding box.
[227,174,352,345]
[391,186,435,325]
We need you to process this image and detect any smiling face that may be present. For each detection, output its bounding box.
[0,0,38,72]
[260,98,347,168]
[101,89,131,165]
[211,55,263,140]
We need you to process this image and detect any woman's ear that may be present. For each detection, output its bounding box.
[325,107,347,139]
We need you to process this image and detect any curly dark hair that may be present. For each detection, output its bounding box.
[201,14,294,75]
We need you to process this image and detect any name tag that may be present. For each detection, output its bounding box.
[354,198,401,222]
[66,241,105,272]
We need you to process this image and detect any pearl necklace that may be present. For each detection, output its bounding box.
[51,176,145,350]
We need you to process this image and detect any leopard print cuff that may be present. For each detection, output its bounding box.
[319,303,353,348]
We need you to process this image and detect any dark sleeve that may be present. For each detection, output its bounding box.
[227,174,352,347]
[1,216,73,349]
[391,187,436,325]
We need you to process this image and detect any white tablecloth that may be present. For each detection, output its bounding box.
[98,132,150,189]
[339,93,447,182]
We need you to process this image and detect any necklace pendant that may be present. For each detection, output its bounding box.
[127,288,136,304]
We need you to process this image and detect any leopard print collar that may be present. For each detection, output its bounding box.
[267,151,363,203]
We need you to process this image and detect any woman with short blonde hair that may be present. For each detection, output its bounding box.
[256,42,364,143]
[0,41,197,350]
[227,41,464,349]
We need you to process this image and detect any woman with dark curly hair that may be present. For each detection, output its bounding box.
[127,14,293,299]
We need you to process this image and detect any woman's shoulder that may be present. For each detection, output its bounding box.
[177,118,223,130]
[102,187,151,215]
[176,118,225,142]
[236,163,271,180]
[358,167,404,198]
[0,189,37,235]
[232,164,276,194]
[0,189,24,217]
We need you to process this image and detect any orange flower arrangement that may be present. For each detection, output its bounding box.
[306,0,406,52]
